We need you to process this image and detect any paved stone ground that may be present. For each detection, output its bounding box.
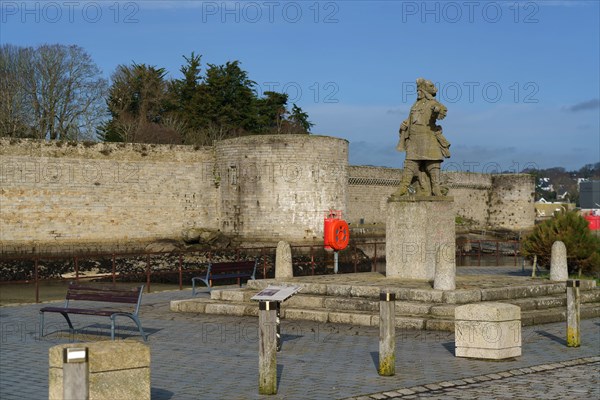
[1,267,599,399]
[347,360,600,399]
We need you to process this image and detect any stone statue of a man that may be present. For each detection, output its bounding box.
[393,78,451,197]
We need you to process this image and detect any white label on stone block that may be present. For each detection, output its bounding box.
[66,348,87,363]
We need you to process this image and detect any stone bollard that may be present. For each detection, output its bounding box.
[566,280,581,347]
[258,301,278,395]
[550,241,568,281]
[434,242,456,291]
[49,341,150,400]
[455,303,521,360]
[275,241,293,279]
[378,292,396,376]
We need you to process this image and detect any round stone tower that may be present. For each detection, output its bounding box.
[488,174,535,231]
[214,135,348,243]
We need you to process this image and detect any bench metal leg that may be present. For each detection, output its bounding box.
[39,312,44,338]
[192,277,210,296]
[61,312,75,331]
[40,311,75,338]
[111,313,147,342]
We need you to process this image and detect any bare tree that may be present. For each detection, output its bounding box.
[0,45,32,137]
[0,44,107,141]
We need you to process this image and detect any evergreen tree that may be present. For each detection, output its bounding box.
[101,53,315,144]
[99,63,179,143]
[255,91,288,133]
[522,211,600,276]
[287,103,313,134]
[202,61,260,134]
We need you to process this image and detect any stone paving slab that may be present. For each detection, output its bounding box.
[0,287,599,399]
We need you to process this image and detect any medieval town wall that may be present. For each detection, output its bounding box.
[346,167,497,228]
[0,139,217,253]
[0,136,533,254]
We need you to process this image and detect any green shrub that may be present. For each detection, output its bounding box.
[522,211,600,276]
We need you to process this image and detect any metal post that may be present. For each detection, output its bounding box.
[74,256,79,281]
[63,347,89,400]
[258,301,277,395]
[146,255,151,293]
[276,302,281,352]
[310,246,315,276]
[373,243,377,273]
[334,251,339,274]
[111,254,116,283]
[379,292,395,376]
[566,280,581,347]
[178,254,183,290]
[496,241,499,266]
[34,258,39,303]
[262,248,267,279]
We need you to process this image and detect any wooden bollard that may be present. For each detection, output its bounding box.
[379,292,395,376]
[258,301,278,395]
[566,280,581,347]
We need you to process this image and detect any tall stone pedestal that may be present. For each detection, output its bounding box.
[386,196,455,282]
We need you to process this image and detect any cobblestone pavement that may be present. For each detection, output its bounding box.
[0,283,598,399]
[347,360,600,399]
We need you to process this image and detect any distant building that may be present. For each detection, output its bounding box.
[538,177,554,192]
[580,181,600,210]
[534,201,574,218]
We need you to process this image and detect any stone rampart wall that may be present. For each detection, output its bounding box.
[347,166,533,230]
[0,139,217,252]
[0,137,533,254]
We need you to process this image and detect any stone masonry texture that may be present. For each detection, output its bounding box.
[1,136,534,253]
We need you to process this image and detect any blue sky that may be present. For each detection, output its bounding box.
[2,0,599,172]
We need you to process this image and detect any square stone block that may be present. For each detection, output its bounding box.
[49,341,150,400]
[455,303,521,360]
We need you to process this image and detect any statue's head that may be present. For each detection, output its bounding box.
[416,78,437,98]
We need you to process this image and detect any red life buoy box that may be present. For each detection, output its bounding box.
[324,210,350,251]
[584,214,600,230]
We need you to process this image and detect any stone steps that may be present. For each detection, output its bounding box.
[245,278,595,303]
[170,282,600,332]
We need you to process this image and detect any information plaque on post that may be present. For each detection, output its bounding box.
[252,285,301,353]
[254,285,302,393]
[251,285,302,302]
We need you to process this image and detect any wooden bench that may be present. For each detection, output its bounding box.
[192,260,258,295]
[39,283,147,341]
